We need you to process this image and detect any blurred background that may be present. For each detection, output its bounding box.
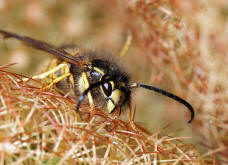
[1,0,228,163]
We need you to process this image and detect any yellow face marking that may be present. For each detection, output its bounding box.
[107,100,115,113]
[110,81,114,90]
[97,77,127,113]
[111,89,124,105]
[105,89,126,113]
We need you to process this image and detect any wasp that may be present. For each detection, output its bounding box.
[0,30,194,123]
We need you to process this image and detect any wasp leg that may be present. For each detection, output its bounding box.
[20,62,67,82]
[21,61,74,91]
[119,31,132,58]
[33,63,68,80]
[81,72,96,115]
[42,72,72,90]
[40,62,73,90]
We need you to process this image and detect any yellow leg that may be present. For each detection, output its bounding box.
[119,32,132,58]
[20,63,68,82]
[42,72,72,90]
[32,63,68,80]
[82,72,95,115]
[20,62,73,92]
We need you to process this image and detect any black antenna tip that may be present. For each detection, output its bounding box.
[187,106,195,124]
[188,119,193,124]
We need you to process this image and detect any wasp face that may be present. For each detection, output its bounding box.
[75,58,131,113]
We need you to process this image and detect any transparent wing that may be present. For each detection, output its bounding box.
[0,30,82,66]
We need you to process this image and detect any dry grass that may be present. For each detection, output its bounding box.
[0,65,204,164]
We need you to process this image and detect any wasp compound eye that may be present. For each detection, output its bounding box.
[102,82,112,97]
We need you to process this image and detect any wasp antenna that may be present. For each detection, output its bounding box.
[76,77,114,111]
[131,83,194,123]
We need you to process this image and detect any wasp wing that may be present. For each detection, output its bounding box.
[0,30,81,66]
